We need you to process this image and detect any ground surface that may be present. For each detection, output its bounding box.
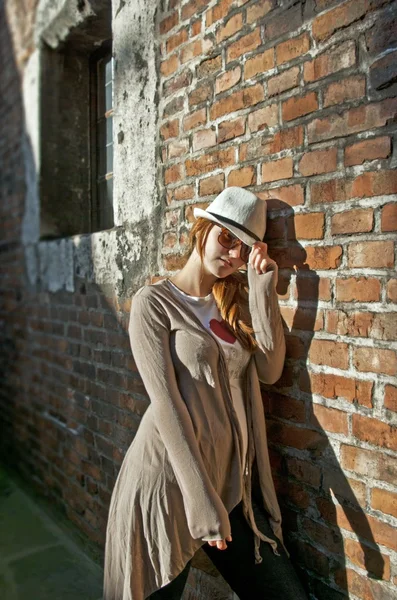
[0,464,103,600]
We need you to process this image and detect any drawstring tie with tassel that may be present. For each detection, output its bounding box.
[241,460,281,564]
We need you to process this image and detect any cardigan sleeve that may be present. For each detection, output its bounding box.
[128,287,231,542]
[247,266,286,385]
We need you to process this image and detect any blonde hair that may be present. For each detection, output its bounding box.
[188,217,258,352]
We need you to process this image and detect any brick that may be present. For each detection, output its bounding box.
[326,310,373,338]
[293,276,332,301]
[185,202,209,223]
[215,66,241,94]
[188,82,212,107]
[308,97,397,143]
[304,41,356,83]
[279,306,324,331]
[163,232,176,248]
[386,279,397,302]
[267,392,305,423]
[163,253,188,271]
[244,49,274,80]
[309,339,349,369]
[168,139,189,159]
[160,54,179,77]
[324,75,366,108]
[317,497,397,551]
[344,136,391,166]
[331,208,374,235]
[381,203,397,232]
[181,0,210,21]
[180,39,202,64]
[165,208,180,228]
[336,568,395,600]
[160,12,178,35]
[196,54,222,79]
[164,163,183,185]
[311,170,397,204]
[192,127,216,151]
[305,246,342,270]
[160,119,179,141]
[266,420,326,451]
[191,18,201,37]
[353,347,397,376]
[311,404,349,434]
[369,313,397,341]
[370,48,397,92]
[216,13,243,43]
[239,126,303,161]
[285,456,321,488]
[341,444,397,485]
[384,385,397,412]
[348,241,394,268]
[336,277,381,302]
[173,184,194,201]
[343,538,390,581]
[282,92,318,122]
[312,0,372,42]
[365,7,397,57]
[299,148,337,176]
[290,213,325,240]
[163,96,184,118]
[206,0,234,27]
[276,32,310,65]
[265,184,304,208]
[226,27,261,63]
[183,108,206,131]
[302,372,373,407]
[246,0,275,24]
[218,116,245,143]
[372,488,397,519]
[261,157,293,182]
[268,66,299,97]
[302,517,342,555]
[210,83,264,119]
[199,174,224,197]
[166,28,188,54]
[227,166,256,187]
[264,3,302,42]
[248,103,278,132]
[185,147,235,176]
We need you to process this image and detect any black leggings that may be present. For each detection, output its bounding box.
[148,494,308,600]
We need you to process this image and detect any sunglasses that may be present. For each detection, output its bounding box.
[217,227,251,263]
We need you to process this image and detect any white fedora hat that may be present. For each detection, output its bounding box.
[193,187,267,246]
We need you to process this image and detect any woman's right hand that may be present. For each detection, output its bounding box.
[206,534,232,550]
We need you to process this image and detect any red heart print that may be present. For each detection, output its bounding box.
[209,319,236,344]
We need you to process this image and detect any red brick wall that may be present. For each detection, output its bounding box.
[1,1,396,598]
[159,1,397,597]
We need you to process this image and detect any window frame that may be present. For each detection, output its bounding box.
[89,39,114,233]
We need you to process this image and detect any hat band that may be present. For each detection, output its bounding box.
[207,211,261,242]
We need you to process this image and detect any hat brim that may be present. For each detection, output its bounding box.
[193,208,258,246]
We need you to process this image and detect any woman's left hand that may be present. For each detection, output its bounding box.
[248,242,278,281]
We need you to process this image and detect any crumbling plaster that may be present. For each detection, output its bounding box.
[22,0,161,296]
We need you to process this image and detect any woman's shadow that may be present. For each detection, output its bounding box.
[258,200,386,599]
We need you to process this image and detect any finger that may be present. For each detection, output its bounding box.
[259,258,268,273]
[217,540,227,550]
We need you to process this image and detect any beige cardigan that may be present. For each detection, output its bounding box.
[103,267,286,600]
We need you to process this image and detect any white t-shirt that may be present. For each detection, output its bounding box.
[167,280,251,471]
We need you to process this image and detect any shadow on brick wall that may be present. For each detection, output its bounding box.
[261,202,385,599]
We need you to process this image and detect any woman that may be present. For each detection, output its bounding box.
[103,187,307,600]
